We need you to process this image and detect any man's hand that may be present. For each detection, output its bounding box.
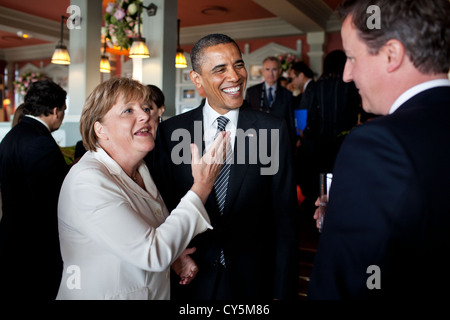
[172,247,199,285]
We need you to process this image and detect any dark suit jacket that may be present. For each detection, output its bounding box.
[0,116,69,300]
[245,82,297,150]
[308,86,450,299]
[149,103,299,300]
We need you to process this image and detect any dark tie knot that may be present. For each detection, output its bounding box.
[216,116,229,132]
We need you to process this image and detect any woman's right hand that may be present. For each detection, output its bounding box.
[190,131,230,204]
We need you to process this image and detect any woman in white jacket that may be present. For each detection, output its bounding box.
[56,77,228,300]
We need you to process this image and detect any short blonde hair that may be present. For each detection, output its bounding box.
[80,77,151,151]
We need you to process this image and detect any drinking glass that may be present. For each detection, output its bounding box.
[318,173,333,232]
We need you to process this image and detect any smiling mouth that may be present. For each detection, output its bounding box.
[135,127,151,135]
[222,85,241,95]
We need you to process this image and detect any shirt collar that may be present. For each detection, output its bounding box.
[265,82,277,92]
[203,98,239,130]
[25,115,51,132]
[389,79,450,114]
[303,79,312,91]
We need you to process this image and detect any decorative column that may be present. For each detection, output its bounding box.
[306,31,325,78]
[136,0,177,117]
[65,0,102,146]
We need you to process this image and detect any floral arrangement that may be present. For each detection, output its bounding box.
[13,72,46,96]
[102,0,142,50]
[277,53,300,73]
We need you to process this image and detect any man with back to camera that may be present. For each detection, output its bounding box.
[308,0,450,299]
[0,79,69,300]
[148,33,299,300]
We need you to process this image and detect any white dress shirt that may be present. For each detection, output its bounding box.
[389,79,450,114]
[202,98,239,152]
[56,148,212,300]
[24,115,50,131]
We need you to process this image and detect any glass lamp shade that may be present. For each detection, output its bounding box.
[129,38,150,58]
[100,55,111,73]
[51,44,70,65]
[175,50,187,68]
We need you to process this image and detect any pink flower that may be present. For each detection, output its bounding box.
[106,2,115,14]
[114,8,126,21]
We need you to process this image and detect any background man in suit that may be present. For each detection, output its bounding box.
[288,61,317,214]
[0,79,69,300]
[288,61,315,111]
[308,0,450,299]
[245,56,297,151]
[149,33,298,300]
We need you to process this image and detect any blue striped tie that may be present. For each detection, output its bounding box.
[267,87,274,107]
[214,116,231,267]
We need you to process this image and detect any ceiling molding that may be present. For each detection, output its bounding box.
[253,0,333,32]
[326,10,342,32]
[180,17,303,45]
[0,6,69,43]
[0,43,57,61]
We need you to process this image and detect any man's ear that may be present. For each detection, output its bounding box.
[190,70,202,89]
[94,121,108,141]
[383,39,405,73]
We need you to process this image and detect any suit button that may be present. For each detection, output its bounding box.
[155,208,162,216]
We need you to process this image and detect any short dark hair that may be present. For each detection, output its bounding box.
[23,79,67,117]
[338,0,450,75]
[147,84,165,109]
[190,33,242,73]
[322,50,347,77]
[290,61,314,79]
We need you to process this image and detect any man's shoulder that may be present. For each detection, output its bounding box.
[246,83,263,93]
[160,105,202,129]
[277,85,293,98]
[239,106,285,128]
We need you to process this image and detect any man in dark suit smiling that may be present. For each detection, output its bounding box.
[149,34,298,300]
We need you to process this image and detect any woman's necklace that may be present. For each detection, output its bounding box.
[132,171,138,182]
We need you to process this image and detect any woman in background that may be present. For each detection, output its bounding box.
[147,84,165,137]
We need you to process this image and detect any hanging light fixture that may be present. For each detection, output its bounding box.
[51,15,71,65]
[129,3,152,58]
[175,19,187,68]
[100,41,111,73]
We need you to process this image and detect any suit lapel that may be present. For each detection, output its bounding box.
[186,106,223,220]
[223,107,256,215]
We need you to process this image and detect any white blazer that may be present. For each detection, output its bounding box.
[56,148,212,300]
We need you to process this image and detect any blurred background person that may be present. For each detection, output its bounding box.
[289,61,315,111]
[147,84,166,137]
[245,56,297,152]
[11,103,25,127]
[296,50,361,217]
